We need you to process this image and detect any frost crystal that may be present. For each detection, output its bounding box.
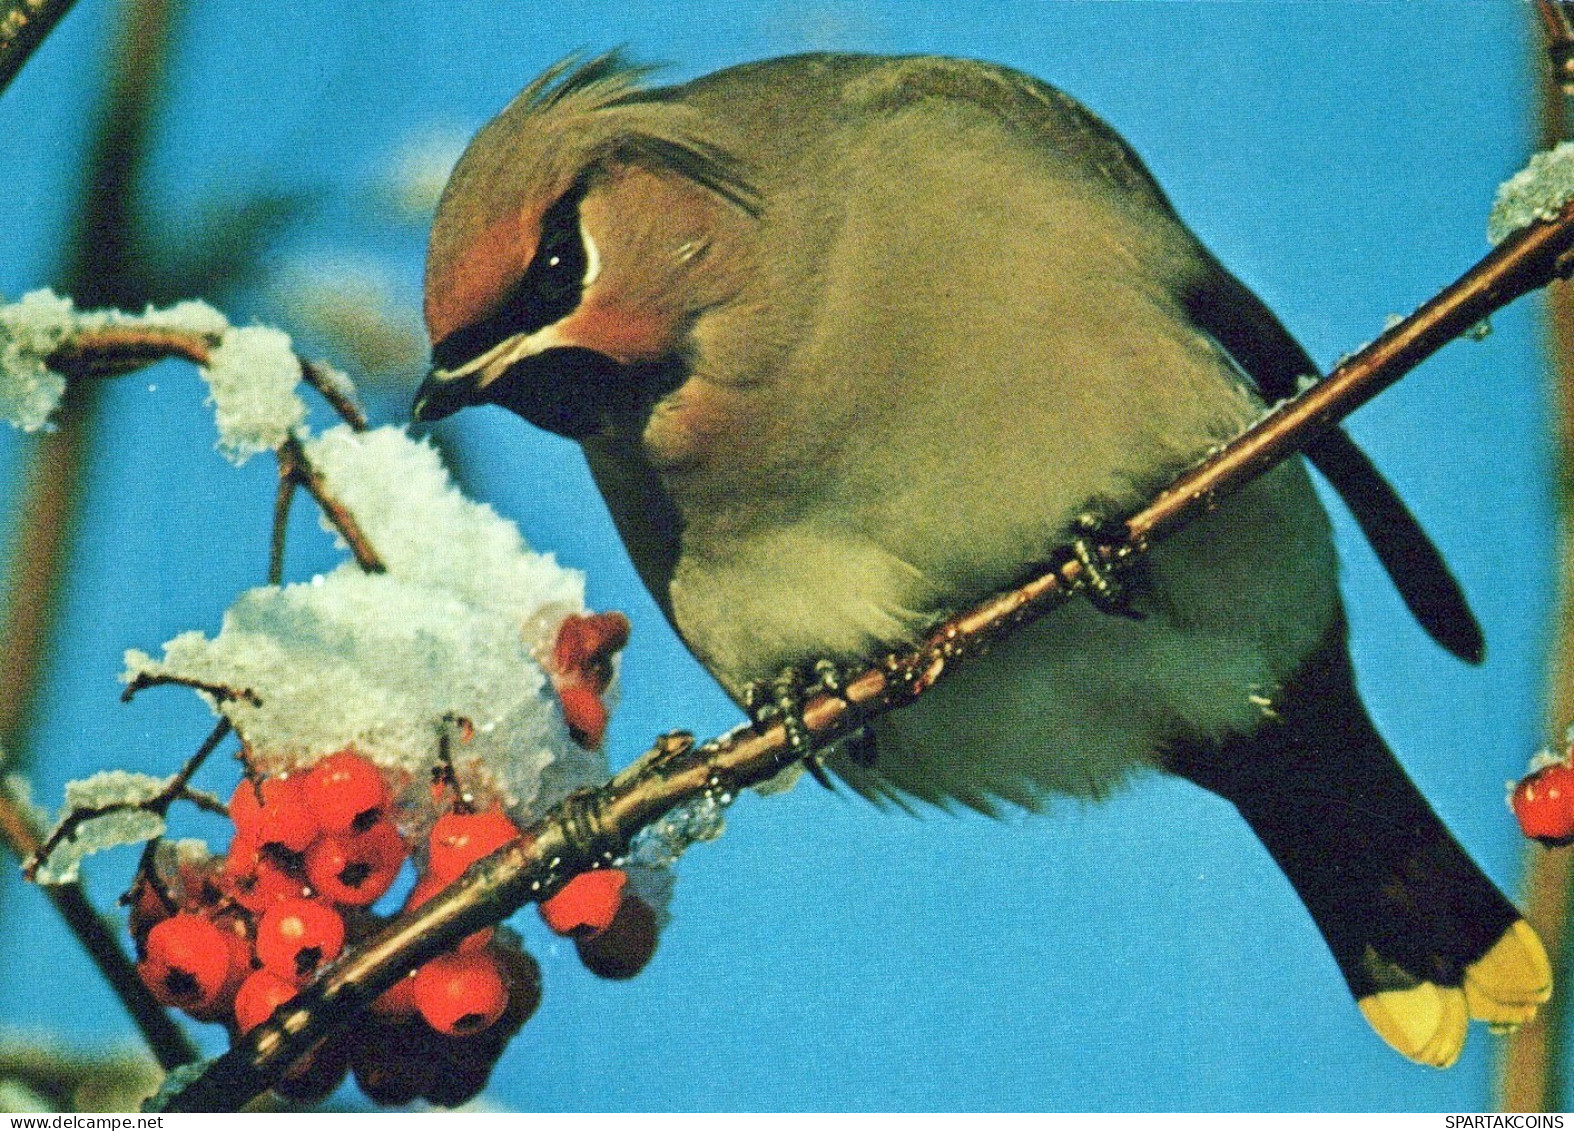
[626,794,729,869]
[1489,141,1574,244]
[33,770,173,885]
[0,289,75,430]
[123,426,601,818]
[305,426,584,623]
[64,769,170,810]
[200,325,307,463]
[0,290,234,433]
[138,299,231,338]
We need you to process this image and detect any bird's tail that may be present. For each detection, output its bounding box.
[1166,627,1551,1067]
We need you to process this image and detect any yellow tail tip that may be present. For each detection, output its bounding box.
[1359,983,1468,1068]
[1463,919,1553,1026]
[1359,922,1553,1066]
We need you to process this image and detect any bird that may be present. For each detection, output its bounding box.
[411,51,1550,1067]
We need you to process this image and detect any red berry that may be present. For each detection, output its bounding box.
[575,892,658,980]
[223,828,261,877]
[230,854,311,913]
[231,776,319,853]
[412,951,509,1036]
[185,920,255,1022]
[1514,763,1574,844]
[234,968,299,1033]
[558,684,610,749]
[494,943,543,1027]
[426,809,520,886]
[306,820,408,906]
[540,868,627,938]
[256,897,346,983]
[370,971,419,1019]
[302,750,392,834]
[553,612,630,693]
[138,913,234,1011]
[402,874,493,953]
[125,879,175,951]
[420,1051,496,1109]
[350,1020,441,1106]
[273,1038,350,1105]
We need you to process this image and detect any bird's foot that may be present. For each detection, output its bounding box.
[743,660,863,790]
[1068,511,1145,621]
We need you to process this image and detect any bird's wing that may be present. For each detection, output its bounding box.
[1180,256,1483,665]
[718,56,1484,667]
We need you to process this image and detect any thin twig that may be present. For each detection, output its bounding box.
[277,435,386,574]
[24,718,232,880]
[158,186,1574,1115]
[34,323,385,578]
[45,326,217,378]
[268,472,296,587]
[0,0,78,97]
[121,673,260,706]
[0,778,197,1070]
[299,360,368,431]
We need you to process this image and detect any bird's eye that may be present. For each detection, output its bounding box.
[430,184,593,374]
[524,188,590,308]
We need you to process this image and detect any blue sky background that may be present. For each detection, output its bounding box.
[0,0,1557,1113]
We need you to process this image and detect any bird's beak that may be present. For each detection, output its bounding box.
[411,368,481,423]
[411,344,632,440]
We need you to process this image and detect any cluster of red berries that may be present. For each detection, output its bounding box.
[1513,754,1574,846]
[128,747,658,1107]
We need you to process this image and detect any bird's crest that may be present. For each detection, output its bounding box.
[446,51,760,223]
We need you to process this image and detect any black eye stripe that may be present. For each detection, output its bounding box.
[432,183,592,374]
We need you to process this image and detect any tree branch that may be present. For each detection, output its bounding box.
[22,718,232,881]
[0,0,78,97]
[155,176,1574,1116]
[33,325,388,577]
[0,777,197,1071]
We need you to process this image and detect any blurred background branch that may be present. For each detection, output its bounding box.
[1499,4,1574,1112]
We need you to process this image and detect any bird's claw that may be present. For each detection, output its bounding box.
[1069,511,1145,621]
[743,660,863,789]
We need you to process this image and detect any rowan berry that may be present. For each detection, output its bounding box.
[138,913,233,1012]
[306,819,407,906]
[557,684,610,749]
[412,951,509,1037]
[273,1038,351,1105]
[230,853,311,913]
[185,919,256,1022]
[575,892,658,980]
[125,879,175,950]
[234,968,299,1033]
[230,776,318,853]
[350,1021,440,1107]
[553,612,630,692]
[426,808,520,885]
[370,970,419,1019]
[540,868,627,938]
[302,750,392,834]
[256,897,346,983]
[493,943,543,1027]
[1514,762,1574,845]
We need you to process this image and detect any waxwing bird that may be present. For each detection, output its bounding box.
[413,52,1549,1067]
